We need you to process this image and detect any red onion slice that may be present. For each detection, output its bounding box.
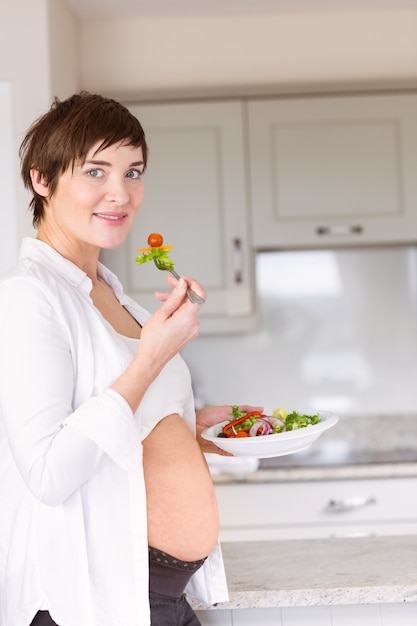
[267,415,286,430]
[249,418,273,437]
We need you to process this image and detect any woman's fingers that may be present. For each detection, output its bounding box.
[139,281,201,361]
[154,273,206,305]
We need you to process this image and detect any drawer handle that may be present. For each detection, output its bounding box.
[325,495,377,513]
[232,237,243,284]
[316,224,363,236]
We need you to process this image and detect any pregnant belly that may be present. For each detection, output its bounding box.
[142,413,219,561]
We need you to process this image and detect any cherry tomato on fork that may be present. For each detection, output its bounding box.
[147,233,164,248]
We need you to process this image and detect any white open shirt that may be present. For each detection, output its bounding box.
[0,238,228,626]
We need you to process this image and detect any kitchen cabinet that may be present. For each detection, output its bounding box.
[214,476,417,541]
[100,100,257,335]
[247,92,417,249]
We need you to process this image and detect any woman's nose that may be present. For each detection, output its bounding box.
[105,176,130,204]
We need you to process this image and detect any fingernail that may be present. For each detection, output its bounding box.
[176,277,185,289]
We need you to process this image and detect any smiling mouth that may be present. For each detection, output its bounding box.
[93,213,127,220]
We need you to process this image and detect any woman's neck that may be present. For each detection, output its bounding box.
[36,228,100,282]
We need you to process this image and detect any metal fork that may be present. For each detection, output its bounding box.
[154,259,206,304]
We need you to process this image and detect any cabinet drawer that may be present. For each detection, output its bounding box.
[215,477,417,540]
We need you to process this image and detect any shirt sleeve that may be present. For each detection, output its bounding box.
[0,276,141,506]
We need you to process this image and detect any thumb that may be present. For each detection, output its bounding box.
[159,276,187,315]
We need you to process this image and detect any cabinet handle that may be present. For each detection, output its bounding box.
[316,225,363,236]
[232,238,243,284]
[325,495,377,513]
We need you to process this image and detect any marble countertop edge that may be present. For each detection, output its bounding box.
[192,585,417,611]
[212,461,417,484]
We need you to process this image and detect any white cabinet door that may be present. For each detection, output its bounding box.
[247,93,417,249]
[101,100,256,335]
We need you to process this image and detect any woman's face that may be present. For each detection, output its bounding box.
[34,140,145,259]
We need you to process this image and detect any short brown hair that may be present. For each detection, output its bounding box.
[19,92,148,227]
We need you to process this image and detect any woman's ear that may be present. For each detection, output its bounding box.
[30,169,49,197]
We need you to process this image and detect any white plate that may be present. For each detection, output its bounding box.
[201,411,339,458]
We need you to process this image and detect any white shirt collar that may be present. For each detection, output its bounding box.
[19,237,123,298]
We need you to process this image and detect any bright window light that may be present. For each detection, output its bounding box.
[256,250,342,298]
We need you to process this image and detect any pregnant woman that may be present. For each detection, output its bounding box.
[0,91,261,626]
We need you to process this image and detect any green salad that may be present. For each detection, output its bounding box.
[218,406,321,438]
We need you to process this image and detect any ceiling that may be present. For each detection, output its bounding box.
[64,0,417,20]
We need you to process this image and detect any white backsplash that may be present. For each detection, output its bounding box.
[183,245,417,418]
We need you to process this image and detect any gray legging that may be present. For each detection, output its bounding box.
[29,612,58,626]
[148,546,206,626]
[30,603,201,626]
[149,590,202,626]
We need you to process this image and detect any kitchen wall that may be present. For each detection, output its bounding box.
[0,83,18,275]
[78,7,417,99]
[0,0,79,254]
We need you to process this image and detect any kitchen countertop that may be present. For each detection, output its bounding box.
[190,535,417,610]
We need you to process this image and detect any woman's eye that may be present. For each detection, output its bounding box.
[126,169,143,179]
[86,168,103,178]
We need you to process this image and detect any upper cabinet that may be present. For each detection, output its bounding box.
[101,100,256,335]
[247,93,417,249]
